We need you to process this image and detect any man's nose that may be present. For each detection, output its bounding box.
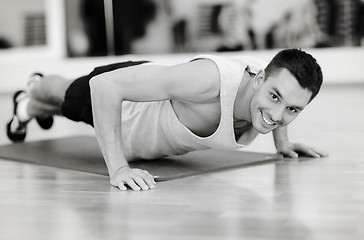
[270,105,285,123]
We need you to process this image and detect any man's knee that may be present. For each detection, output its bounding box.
[30,75,70,105]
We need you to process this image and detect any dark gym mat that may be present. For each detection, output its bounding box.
[0,136,283,181]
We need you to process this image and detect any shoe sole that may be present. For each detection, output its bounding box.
[7,90,27,142]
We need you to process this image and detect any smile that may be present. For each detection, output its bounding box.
[261,111,276,126]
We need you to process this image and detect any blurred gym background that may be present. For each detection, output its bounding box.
[1,0,363,55]
[0,0,363,92]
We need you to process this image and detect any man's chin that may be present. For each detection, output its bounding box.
[252,122,277,134]
[258,129,273,134]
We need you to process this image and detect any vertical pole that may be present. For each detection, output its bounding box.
[103,0,115,55]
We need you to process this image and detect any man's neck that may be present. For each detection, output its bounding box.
[233,70,255,122]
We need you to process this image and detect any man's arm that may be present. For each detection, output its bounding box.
[273,126,328,158]
[89,60,220,191]
[90,72,155,191]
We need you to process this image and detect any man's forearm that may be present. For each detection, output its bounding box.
[273,126,289,147]
[89,76,129,176]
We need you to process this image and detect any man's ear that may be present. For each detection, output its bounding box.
[253,70,265,89]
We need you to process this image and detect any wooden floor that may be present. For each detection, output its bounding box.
[0,83,363,240]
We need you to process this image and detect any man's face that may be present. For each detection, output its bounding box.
[250,68,312,134]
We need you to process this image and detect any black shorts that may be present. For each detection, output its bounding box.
[61,60,149,126]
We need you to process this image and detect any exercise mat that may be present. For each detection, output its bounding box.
[0,136,283,181]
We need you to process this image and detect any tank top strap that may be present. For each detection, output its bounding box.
[191,55,248,149]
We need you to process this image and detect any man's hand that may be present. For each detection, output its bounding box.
[110,166,156,191]
[275,141,328,158]
[273,126,328,158]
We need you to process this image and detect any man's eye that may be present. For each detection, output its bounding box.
[270,93,279,102]
[288,107,298,113]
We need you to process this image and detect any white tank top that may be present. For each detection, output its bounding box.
[121,55,265,160]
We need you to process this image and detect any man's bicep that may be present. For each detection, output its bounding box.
[92,59,220,103]
[90,64,171,102]
[160,59,220,102]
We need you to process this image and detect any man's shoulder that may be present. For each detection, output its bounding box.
[191,54,266,71]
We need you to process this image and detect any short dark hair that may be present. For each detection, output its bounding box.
[265,48,323,102]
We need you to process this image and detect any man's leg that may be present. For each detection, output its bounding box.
[27,74,72,118]
[7,74,73,142]
[28,61,149,125]
[7,60,149,142]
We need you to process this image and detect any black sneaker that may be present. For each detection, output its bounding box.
[27,73,54,130]
[6,90,29,142]
[35,116,53,129]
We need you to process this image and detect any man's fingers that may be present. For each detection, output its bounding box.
[303,149,320,158]
[293,144,321,158]
[117,183,127,191]
[126,179,141,191]
[116,178,151,191]
[287,150,299,158]
[311,147,329,157]
[139,170,156,188]
[144,170,157,184]
[280,147,298,158]
[133,169,156,189]
[292,144,330,158]
[278,143,329,159]
[111,168,157,191]
[133,176,150,191]
[126,173,154,191]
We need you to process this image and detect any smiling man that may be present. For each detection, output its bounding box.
[7,48,327,191]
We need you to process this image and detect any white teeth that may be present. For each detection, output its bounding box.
[261,112,275,125]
